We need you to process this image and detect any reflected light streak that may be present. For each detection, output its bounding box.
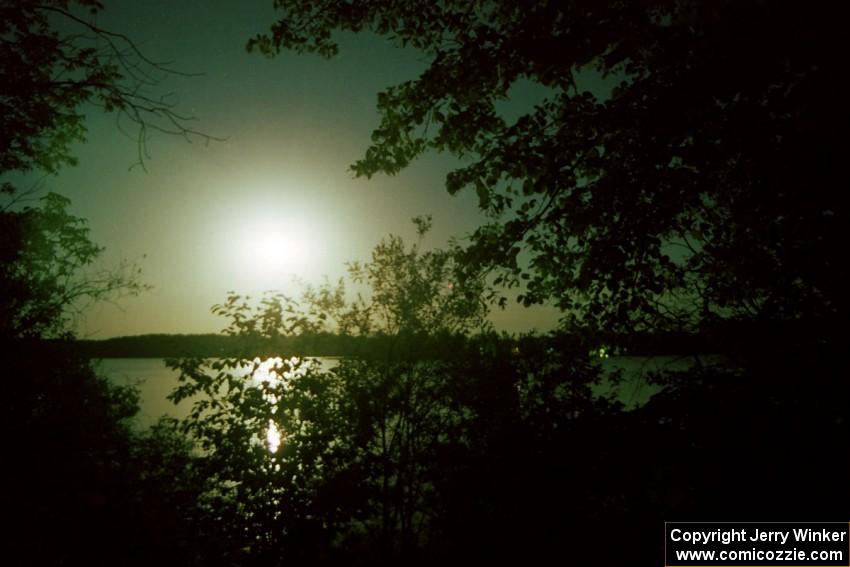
[245,357,313,454]
[267,420,282,453]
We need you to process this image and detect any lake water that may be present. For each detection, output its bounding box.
[95,357,342,428]
[96,355,698,428]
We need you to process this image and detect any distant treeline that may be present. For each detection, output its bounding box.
[75,330,725,359]
[76,332,360,358]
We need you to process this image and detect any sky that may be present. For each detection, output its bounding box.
[17,0,563,338]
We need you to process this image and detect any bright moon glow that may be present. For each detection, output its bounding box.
[249,226,302,270]
[227,211,324,291]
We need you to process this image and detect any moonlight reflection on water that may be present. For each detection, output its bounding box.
[245,356,307,454]
[244,356,325,453]
[102,355,697,441]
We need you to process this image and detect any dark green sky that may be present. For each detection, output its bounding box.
[19,0,563,337]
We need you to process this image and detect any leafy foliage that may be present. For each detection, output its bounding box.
[2,340,135,564]
[165,223,636,563]
[0,192,146,338]
[1,0,220,175]
[1,4,216,563]
[301,216,489,336]
[250,0,846,333]
[167,225,492,560]
[166,226,850,564]
[0,190,202,562]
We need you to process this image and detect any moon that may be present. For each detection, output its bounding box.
[221,204,327,293]
[234,220,311,289]
[250,225,301,269]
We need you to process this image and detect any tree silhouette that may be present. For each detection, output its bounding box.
[250,0,846,335]
[1,2,216,563]
[1,0,220,337]
[167,223,493,562]
[245,5,850,562]
[166,219,655,564]
[0,192,146,338]
[301,215,489,337]
[1,0,221,177]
